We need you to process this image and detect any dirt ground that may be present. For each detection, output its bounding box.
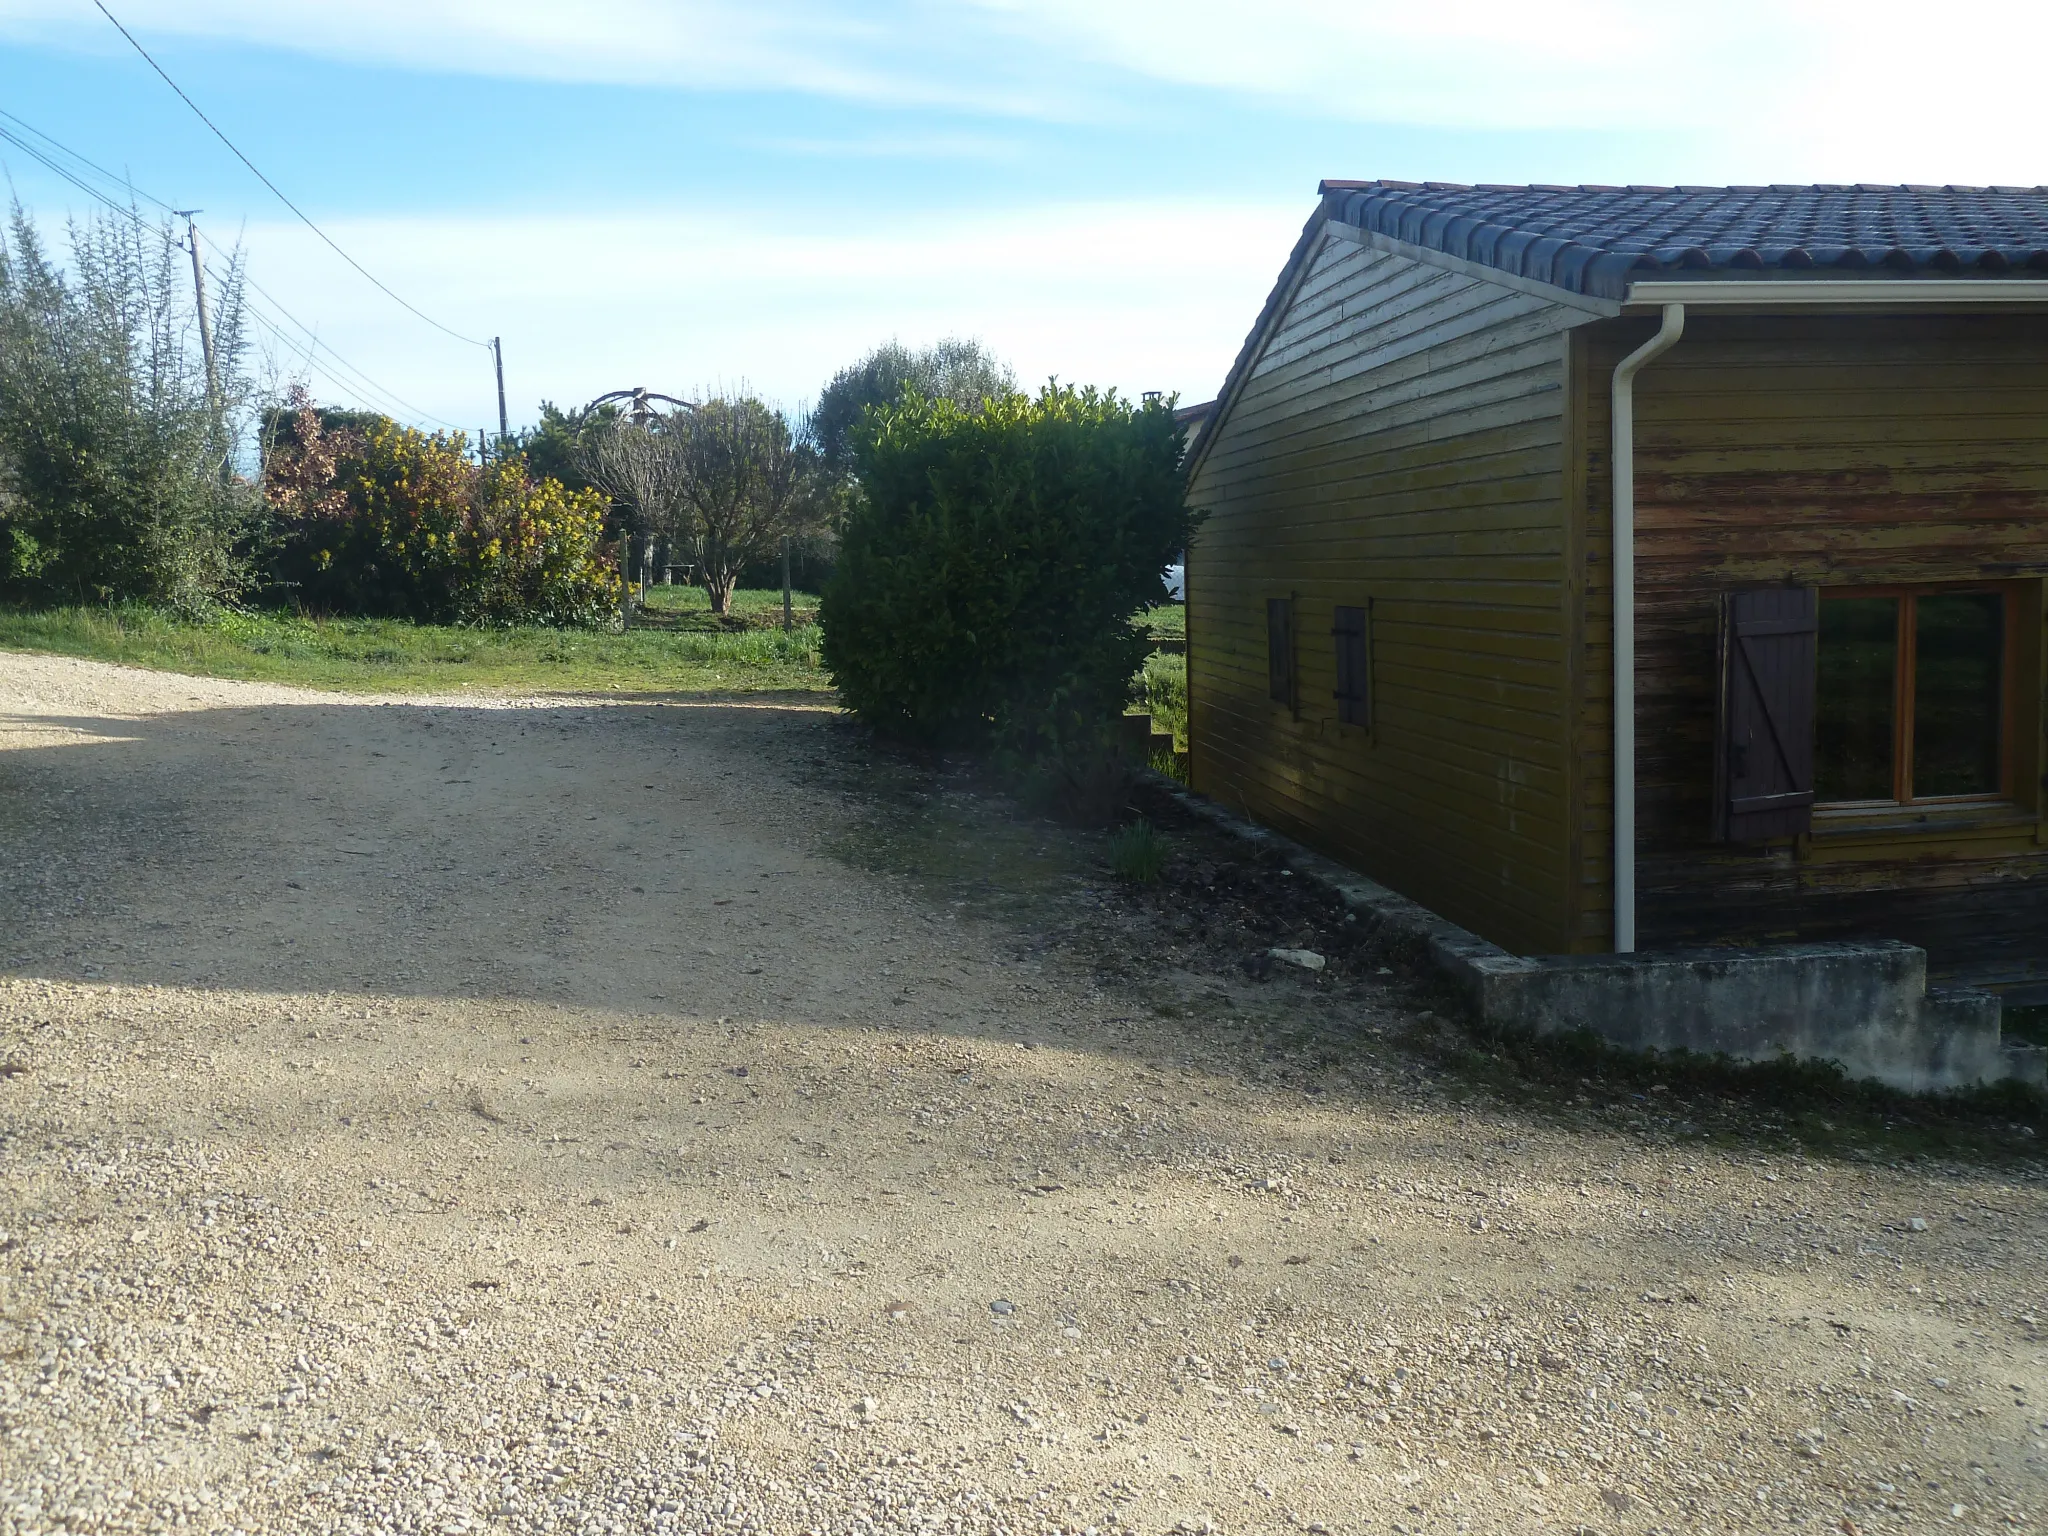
[1,652,2044,1536]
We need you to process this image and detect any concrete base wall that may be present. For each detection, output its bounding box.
[1161,781,2045,1096]
[1451,941,2008,1095]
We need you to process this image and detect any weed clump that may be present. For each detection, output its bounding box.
[1108,819,1168,883]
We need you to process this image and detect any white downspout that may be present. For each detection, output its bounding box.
[1609,302,1684,954]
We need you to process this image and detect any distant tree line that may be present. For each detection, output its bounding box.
[512,337,1014,614]
[0,199,1027,632]
[0,206,622,624]
[0,202,1189,814]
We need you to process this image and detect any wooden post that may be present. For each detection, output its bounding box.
[178,214,221,453]
[781,536,792,633]
[619,532,632,629]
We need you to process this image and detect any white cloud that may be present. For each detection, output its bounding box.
[989,0,2048,180]
[0,0,1070,114]
[12,0,2047,176]
[231,199,1308,430]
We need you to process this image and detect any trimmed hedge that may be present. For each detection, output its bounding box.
[821,384,1191,812]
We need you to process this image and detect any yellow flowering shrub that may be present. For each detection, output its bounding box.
[267,412,619,626]
[461,460,620,627]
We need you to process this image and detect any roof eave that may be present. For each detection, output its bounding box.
[1625,277,2048,306]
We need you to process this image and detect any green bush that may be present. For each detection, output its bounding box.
[820,383,1192,815]
[0,208,256,609]
[263,394,619,627]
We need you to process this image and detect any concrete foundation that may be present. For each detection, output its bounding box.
[1163,783,2047,1095]
[1449,941,2019,1095]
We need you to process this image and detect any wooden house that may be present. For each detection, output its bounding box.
[1184,182,2048,998]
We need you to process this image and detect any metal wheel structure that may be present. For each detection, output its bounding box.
[576,389,696,622]
[581,387,694,429]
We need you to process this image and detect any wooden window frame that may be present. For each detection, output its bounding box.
[1815,581,2026,813]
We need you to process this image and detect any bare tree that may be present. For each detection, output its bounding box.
[673,393,826,615]
[580,410,688,540]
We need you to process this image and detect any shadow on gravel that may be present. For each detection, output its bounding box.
[806,730,2047,1172]
[3,690,2042,1172]
[0,695,845,1008]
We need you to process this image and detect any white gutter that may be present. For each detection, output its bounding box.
[1627,278,2048,307]
[1610,302,1685,955]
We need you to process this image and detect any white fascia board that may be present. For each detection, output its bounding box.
[1627,278,2048,306]
[1323,221,1621,318]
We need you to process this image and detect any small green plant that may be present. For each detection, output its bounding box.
[1107,819,1167,883]
[1148,742,1187,785]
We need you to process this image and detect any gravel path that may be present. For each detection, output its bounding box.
[1,652,2044,1536]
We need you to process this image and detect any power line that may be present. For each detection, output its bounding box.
[90,0,491,351]
[0,107,467,431]
[0,107,179,214]
[0,122,155,217]
[239,301,454,429]
[0,118,460,434]
[0,109,481,433]
[230,264,467,430]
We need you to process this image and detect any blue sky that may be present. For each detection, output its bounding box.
[0,0,2040,434]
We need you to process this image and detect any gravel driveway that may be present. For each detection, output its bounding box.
[1,653,2044,1536]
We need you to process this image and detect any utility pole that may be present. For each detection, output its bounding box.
[175,211,220,432]
[782,536,792,633]
[492,337,509,451]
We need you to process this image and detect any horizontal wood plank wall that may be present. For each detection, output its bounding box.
[1187,237,1583,955]
[1575,311,2048,986]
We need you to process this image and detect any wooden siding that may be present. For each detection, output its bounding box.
[1572,312,2048,987]
[1186,236,1586,954]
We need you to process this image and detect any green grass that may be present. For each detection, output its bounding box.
[1139,650,1187,749]
[1107,819,1168,883]
[0,595,831,696]
[630,583,820,631]
[1139,603,1184,642]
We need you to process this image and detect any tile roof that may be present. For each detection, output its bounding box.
[1321,180,2048,299]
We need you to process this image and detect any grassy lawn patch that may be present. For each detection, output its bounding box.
[1138,603,1184,642]
[0,594,830,696]
[629,584,820,631]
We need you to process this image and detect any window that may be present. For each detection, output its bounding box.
[1266,597,1294,707]
[1332,603,1371,728]
[1816,587,2010,806]
[1717,583,2020,843]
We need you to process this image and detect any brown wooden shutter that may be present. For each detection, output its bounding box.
[1332,603,1370,727]
[1716,586,1818,842]
[1267,598,1295,707]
